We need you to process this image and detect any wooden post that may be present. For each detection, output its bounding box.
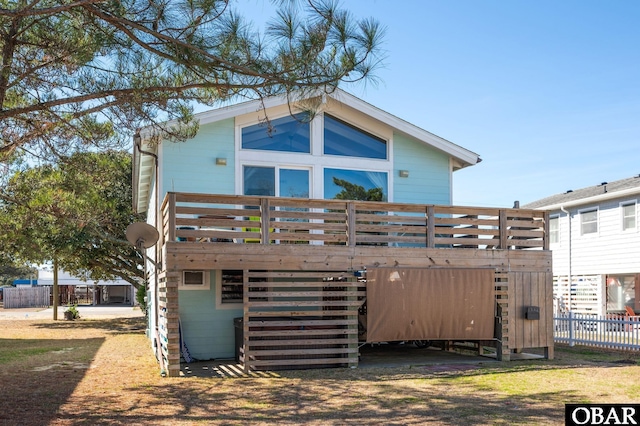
[260,198,270,245]
[167,193,176,242]
[163,271,181,377]
[543,211,550,251]
[426,205,435,248]
[347,202,356,247]
[347,274,359,368]
[499,210,508,250]
[242,269,250,372]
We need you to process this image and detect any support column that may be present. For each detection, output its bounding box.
[162,271,181,377]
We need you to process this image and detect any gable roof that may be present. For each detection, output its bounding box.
[523,175,640,210]
[189,89,481,167]
[133,89,481,212]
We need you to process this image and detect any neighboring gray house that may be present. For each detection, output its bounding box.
[524,175,640,316]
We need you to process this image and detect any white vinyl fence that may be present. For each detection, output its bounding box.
[2,287,50,309]
[554,312,640,351]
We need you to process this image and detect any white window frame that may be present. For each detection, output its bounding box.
[241,164,313,198]
[235,109,395,202]
[180,270,210,290]
[621,201,637,231]
[579,208,598,236]
[549,214,560,245]
[322,166,390,201]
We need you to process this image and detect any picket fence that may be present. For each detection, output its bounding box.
[554,312,640,351]
[2,287,50,309]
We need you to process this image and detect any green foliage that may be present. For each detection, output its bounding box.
[332,177,384,201]
[0,151,145,288]
[0,263,37,286]
[0,1,384,161]
[136,284,148,317]
[65,304,80,320]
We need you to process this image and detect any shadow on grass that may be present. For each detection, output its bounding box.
[0,336,105,426]
[52,376,572,425]
[71,342,640,425]
[179,342,640,380]
[33,316,147,333]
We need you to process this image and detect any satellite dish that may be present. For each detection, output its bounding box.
[126,222,159,249]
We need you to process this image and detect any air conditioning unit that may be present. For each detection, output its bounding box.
[181,270,209,290]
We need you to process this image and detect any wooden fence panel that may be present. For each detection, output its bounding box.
[3,287,50,309]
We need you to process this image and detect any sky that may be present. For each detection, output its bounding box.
[236,0,640,208]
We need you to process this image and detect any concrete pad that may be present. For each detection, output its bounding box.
[357,342,494,368]
[179,342,507,378]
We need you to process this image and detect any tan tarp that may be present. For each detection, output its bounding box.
[366,268,495,342]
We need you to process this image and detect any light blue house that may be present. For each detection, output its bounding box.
[131,89,552,376]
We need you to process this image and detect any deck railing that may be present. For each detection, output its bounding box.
[161,192,549,250]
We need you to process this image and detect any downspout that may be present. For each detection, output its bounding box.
[560,205,572,312]
[134,133,161,366]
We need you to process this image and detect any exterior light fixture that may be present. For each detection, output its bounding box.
[399,170,409,178]
[215,158,227,166]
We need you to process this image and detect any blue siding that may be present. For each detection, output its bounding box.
[161,118,236,196]
[163,119,240,360]
[178,271,242,360]
[393,133,451,205]
[168,122,455,358]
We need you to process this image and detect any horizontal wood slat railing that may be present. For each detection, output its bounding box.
[161,192,549,251]
[242,270,360,371]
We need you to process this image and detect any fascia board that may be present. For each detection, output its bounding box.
[195,96,289,125]
[534,187,640,211]
[330,90,480,167]
[196,90,480,167]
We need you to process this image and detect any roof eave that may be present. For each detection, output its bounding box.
[329,90,481,167]
[533,187,640,211]
[194,89,481,167]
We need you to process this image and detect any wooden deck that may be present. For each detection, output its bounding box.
[155,193,553,376]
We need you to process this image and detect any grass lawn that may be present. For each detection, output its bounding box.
[1,317,640,425]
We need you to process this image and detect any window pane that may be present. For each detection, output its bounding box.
[324,115,387,159]
[581,210,597,234]
[243,166,275,196]
[324,168,388,201]
[549,217,559,244]
[607,275,637,312]
[280,169,309,198]
[623,203,636,230]
[242,114,310,153]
